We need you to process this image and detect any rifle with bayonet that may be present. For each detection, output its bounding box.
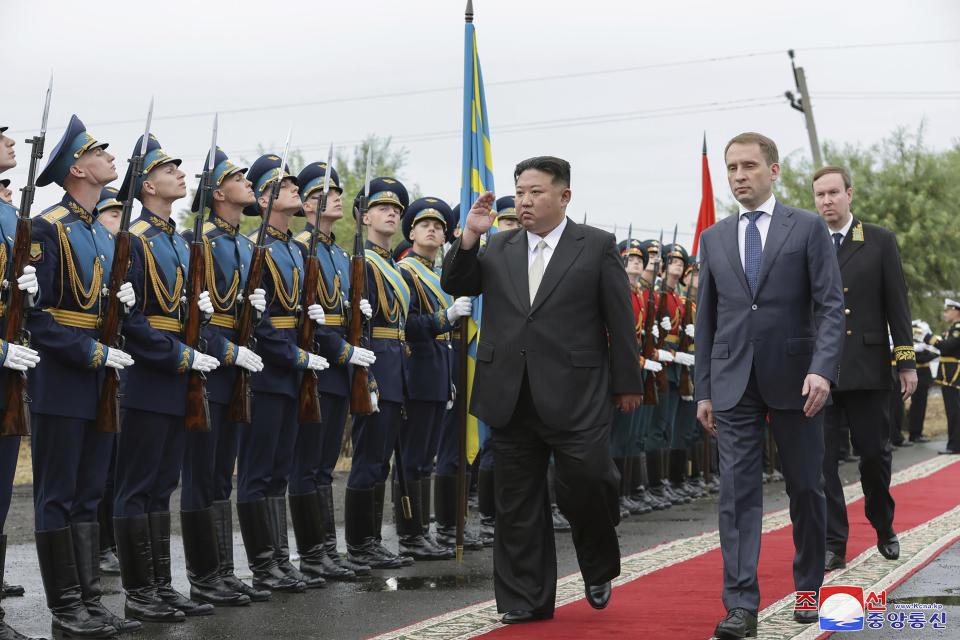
[347,150,373,415]
[653,226,678,393]
[183,115,217,432]
[228,130,292,423]
[1,74,52,437]
[95,98,154,434]
[677,263,697,398]
[297,144,335,424]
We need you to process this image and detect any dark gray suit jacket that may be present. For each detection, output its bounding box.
[694,200,845,412]
[441,219,643,430]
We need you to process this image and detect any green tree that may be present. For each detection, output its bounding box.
[771,124,960,326]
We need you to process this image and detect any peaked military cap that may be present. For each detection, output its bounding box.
[191,147,247,213]
[495,195,517,222]
[403,197,455,243]
[618,238,648,267]
[243,153,298,217]
[0,178,9,189]
[96,185,122,212]
[117,134,182,201]
[37,115,109,187]
[298,162,342,201]
[352,176,408,220]
[945,298,960,311]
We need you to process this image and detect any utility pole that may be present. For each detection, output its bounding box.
[784,49,823,167]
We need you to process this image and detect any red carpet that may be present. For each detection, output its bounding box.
[475,459,960,640]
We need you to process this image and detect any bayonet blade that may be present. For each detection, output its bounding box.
[206,113,218,172]
[322,143,333,198]
[40,71,53,134]
[627,223,633,245]
[671,223,678,250]
[278,127,292,180]
[362,148,372,198]
[139,97,154,157]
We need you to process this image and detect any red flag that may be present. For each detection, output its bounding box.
[692,134,715,257]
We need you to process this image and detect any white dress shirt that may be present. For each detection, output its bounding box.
[737,193,776,269]
[830,214,854,247]
[527,216,568,271]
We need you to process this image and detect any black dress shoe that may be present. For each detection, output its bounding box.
[714,607,757,639]
[584,581,611,610]
[794,608,818,624]
[877,531,900,560]
[843,453,860,463]
[1,581,24,597]
[894,440,913,448]
[938,448,960,455]
[910,436,930,443]
[824,550,846,571]
[501,610,552,624]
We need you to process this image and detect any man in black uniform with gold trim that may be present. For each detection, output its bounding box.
[812,165,916,571]
[918,300,960,454]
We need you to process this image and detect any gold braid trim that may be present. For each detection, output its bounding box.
[265,253,300,313]
[315,268,341,310]
[370,265,401,325]
[399,263,436,314]
[140,235,183,315]
[894,345,917,361]
[0,242,6,317]
[56,221,102,310]
[203,237,240,312]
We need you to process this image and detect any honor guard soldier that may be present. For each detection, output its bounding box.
[93,186,122,577]
[611,239,661,517]
[29,115,137,638]
[180,147,267,605]
[112,134,219,623]
[908,320,936,443]
[291,160,375,580]
[0,123,41,640]
[344,176,416,569]
[918,300,960,454]
[493,195,520,231]
[677,262,707,497]
[397,197,473,559]
[236,154,328,593]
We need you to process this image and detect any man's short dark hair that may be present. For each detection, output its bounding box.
[724,132,779,166]
[514,156,571,187]
[812,165,852,190]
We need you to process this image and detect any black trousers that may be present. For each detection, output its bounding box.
[823,390,895,555]
[491,372,620,614]
[908,368,932,439]
[942,385,960,452]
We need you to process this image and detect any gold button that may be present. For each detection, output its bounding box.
[212,241,216,247]
[108,234,113,240]
[846,330,852,336]
[150,241,154,247]
[845,309,851,315]
[92,229,96,234]
[67,227,72,233]
[843,287,849,293]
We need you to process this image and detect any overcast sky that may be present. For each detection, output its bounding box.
[5,0,959,244]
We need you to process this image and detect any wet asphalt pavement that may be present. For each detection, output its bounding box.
[1,440,955,639]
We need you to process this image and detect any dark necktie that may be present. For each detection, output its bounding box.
[744,211,763,297]
[832,232,843,253]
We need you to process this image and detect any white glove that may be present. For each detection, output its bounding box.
[117,281,136,309]
[656,349,675,363]
[643,359,663,373]
[349,347,376,367]
[2,344,40,371]
[105,347,134,370]
[370,391,380,413]
[914,342,926,353]
[16,265,38,295]
[359,298,372,320]
[248,288,267,313]
[446,296,473,323]
[198,291,214,317]
[916,320,932,341]
[651,324,660,340]
[681,395,694,402]
[660,317,672,332]
[446,399,454,410]
[307,353,329,370]
[307,304,326,326]
[685,324,695,339]
[235,346,264,373]
[674,352,695,366]
[191,352,220,372]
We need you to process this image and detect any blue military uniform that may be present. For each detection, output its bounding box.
[111,134,215,621]
[177,147,259,606]
[29,114,134,636]
[395,197,459,559]
[234,154,314,592]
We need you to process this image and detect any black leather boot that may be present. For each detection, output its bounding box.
[396,480,453,561]
[267,496,323,588]
[477,469,495,546]
[36,526,118,637]
[1,531,23,598]
[433,474,484,550]
[236,500,305,593]
[148,512,213,616]
[344,487,408,569]
[620,458,651,515]
[72,523,141,632]
[181,508,250,606]
[645,451,673,508]
[316,486,370,576]
[373,482,414,566]
[114,515,184,623]
[211,500,271,602]
[97,492,120,577]
[0,535,41,639]
[289,492,353,581]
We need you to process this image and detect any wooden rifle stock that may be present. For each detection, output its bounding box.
[183,229,210,432]
[642,285,659,405]
[296,252,322,423]
[95,230,132,434]
[1,216,33,436]
[653,283,671,393]
[677,287,695,397]
[347,252,372,415]
[228,246,266,424]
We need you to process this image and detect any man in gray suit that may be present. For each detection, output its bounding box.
[695,133,845,639]
[441,156,643,624]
